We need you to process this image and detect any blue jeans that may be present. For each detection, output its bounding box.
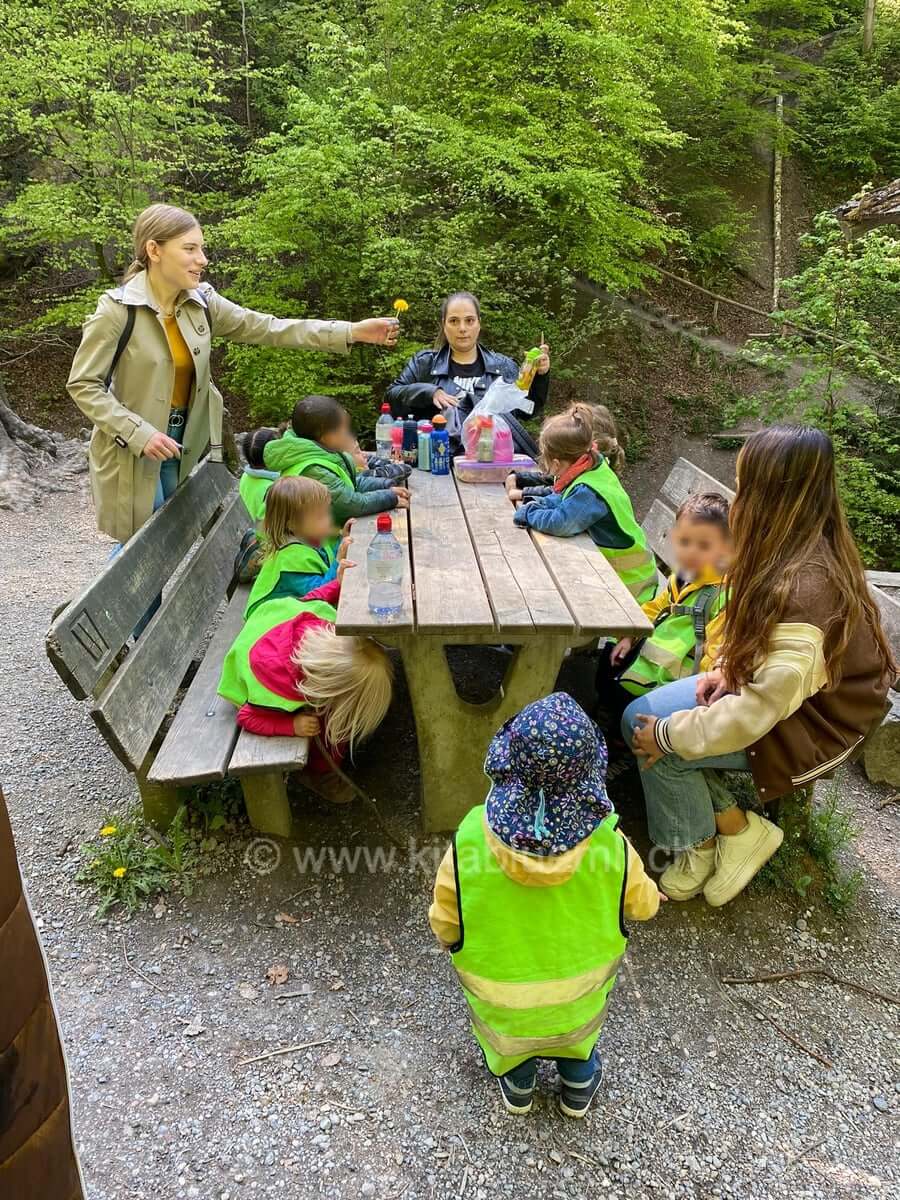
[109,413,184,637]
[505,1049,599,1088]
[621,675,751,853]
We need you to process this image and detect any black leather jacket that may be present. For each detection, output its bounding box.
[385,342,549,423]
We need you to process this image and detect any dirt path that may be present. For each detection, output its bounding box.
[2,485,898,1200]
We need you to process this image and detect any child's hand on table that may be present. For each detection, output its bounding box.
[610,637,633,666]
[632,714,664,769]
[392,486,410,509]
[293,713,322,737]
[505,473,523,503]
[337,530,353,561]
[337,558,356,584]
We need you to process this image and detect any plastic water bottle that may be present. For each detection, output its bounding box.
[402,415,418,467]
[375,403,393,456]
[367,514,404,616]
[417,421,432,471]
[390,420,404,464]
[431,415,450,475]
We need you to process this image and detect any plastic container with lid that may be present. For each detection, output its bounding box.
[453,453,536,485]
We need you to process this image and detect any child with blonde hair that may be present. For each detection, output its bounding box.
[218,578,393,801]
[509,404,656,604]
[244,475,350,619]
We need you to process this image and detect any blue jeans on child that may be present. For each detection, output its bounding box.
[621,675,752,853]
[505,1051,598,1090]
[109,412,184,637]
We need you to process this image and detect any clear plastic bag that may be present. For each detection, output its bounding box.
[461,377,534,461]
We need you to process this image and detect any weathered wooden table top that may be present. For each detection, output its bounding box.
[336,469,651,642]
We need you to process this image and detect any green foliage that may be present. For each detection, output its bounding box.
[793,16,900,181]
[732,213,900,568]
[77,808,197,916]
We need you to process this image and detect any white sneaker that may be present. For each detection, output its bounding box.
[659,845,716,900]
[703,811,784,907]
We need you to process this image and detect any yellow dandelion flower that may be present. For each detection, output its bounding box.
[100,824,117,837]
[392,298,409,313]
[113,866,127,878]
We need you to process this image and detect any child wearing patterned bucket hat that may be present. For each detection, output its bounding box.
[429,692,661,1118]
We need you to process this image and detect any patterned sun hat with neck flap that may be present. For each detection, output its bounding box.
[484,691,612,857]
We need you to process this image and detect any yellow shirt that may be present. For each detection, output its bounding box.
[428,812,660,947]
[162,316,195,411]
[641,564,727,673]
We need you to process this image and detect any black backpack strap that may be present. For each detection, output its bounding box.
[689,585,720,666]
[105,304,136,391]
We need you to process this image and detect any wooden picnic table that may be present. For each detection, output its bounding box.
[336,469,652,832]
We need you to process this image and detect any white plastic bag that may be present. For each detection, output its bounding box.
[461,377,534,459]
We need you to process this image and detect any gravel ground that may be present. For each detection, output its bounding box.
[2,485,899,1200]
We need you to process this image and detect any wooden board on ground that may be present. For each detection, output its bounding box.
[147,587,248,785]
[335,506,414,636]
[47,461,237,700]
[529,530,652,638]
[407,470,494,635]
[229,730,309,775]
[91,493,249,771]
[660,457,735,510]
[454,480,572,633]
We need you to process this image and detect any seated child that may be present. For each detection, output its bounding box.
[429,692,660,1118]
[597,492,730,722]
[218,578,394,801]
[510,404,657,604]
[239,427,280,525]
[264,395,410,524]
[506,403,625,501]
[245,476,350,619]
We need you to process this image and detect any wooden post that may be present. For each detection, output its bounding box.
[863,0,876,54]
[241,773,293,839]
[772,94,783,312]
[136,756,187,831]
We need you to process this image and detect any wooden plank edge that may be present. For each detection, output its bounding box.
[452,474,531,635]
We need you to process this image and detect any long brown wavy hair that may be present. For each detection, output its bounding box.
[721,425,896,691]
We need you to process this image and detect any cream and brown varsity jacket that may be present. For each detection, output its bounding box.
[652,564,891,802]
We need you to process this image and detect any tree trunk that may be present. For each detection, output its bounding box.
[0,376,88,511]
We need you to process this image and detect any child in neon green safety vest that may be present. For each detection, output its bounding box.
[239,427,280,526]
[245,475,352,619]
[511,404,657,604]
[264,395,410,526]
[597,491,731,723]
[429,693,662,1119]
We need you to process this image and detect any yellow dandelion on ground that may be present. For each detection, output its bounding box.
[100,824,117,837]
[113,866,127,878]
[392,298,409,313]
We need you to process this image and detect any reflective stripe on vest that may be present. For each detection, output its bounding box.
[245,540,337,619]
[563,461,657,604]
[450,806,628,1076]
[620,582,725,696]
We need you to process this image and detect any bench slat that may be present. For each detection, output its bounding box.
[91,492,249,771]
[228,731,309,776]
[455,482,573,633]
[147,588,249,786]
[660,457,735,511]
[642,498,677,569]
[46,461,238,700]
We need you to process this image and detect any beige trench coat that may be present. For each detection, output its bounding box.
[66,270,352,542]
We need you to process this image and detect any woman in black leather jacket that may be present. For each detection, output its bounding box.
[385,292,550,448]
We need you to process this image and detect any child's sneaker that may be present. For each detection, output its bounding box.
[703,811,783,907]
[497,1073,535,1115]
[558,1055,603,1119]
[659,845,716,900]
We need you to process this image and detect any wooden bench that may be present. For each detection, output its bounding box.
[45,460,307,838]
[644,457,900,786]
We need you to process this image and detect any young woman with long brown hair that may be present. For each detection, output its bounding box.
[624,425,895,907]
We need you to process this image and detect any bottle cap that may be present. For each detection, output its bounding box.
[380,402,391,413]
[419,422,433,433]
[433,415,447,427]
[525,347,542,363]
[376,514,393,533]
[481,416,494,427]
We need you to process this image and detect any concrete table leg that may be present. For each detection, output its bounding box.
[399,636,570,832]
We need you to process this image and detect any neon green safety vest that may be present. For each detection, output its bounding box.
[619,579,726,697]
[563,460,657,604]
[280,444,356,489]
[218,595,337,711]
[244,540,337,619]
[239,471,278,525]
[450,805,628,1077]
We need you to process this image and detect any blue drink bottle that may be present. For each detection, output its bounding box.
[430,415,450,475]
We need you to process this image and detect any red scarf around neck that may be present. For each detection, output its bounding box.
[553,450,597,493]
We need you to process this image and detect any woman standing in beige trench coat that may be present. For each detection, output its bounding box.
[67,204,399,544]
